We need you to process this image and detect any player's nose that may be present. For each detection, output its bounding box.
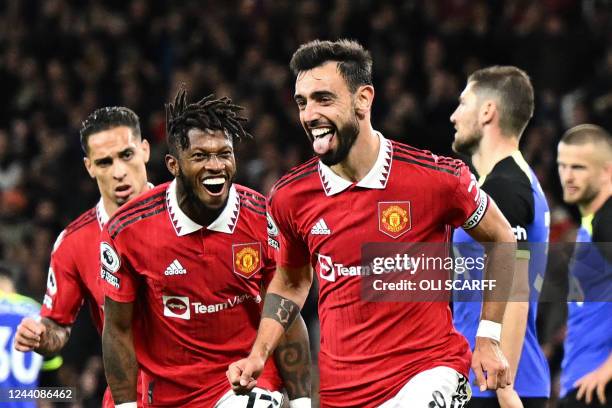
[302,103,321,124]
[112,161,127,180]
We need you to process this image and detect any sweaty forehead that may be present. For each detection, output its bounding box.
[187,128,233,149]
[558,142,600,164]
[295,61,345,95]
[87,126,137,158]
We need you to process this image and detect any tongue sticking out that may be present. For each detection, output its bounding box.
[313,133,333,155]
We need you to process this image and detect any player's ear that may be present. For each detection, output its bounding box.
[140,138,151,163]
[83,157,95,178]
[479,100,496,126]
[165,154,179,177]
[355,85,374,119]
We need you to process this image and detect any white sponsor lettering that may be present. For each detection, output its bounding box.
[163,293,262,320]
[164,259,187,276]
[512,226,528,241]
[101,269,120,289]
[310,218,331,235]
[316,254,372,282]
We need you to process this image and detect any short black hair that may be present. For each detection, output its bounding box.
[289,39,373,93]
[468,66,534,138]
[80,107,141,155]
[165,88,250,155]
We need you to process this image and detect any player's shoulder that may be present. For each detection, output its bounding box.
[52,206,98,254]
[235,184,266,218]
[487,155,531,186]
[592,196,612,242]
[106,182,169,239]
[63,207,98,238]
[391,140,464,177]
[269,157,319,201]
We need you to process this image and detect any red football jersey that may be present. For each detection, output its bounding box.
[40,200,118,408]
[267,134,489,407]
[101,181,282,407]
[41,200,110,332]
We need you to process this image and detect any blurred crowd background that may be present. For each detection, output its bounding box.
[0,0,610,406]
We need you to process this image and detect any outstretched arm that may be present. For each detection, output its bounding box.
[467,199,517,392]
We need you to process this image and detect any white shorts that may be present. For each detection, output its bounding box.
[214,387,284,408]
[378,366,471,408]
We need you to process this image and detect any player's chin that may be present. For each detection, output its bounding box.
[199,184,229,209]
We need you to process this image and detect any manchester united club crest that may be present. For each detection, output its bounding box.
[378,201,412,238]
[232,242,262,278]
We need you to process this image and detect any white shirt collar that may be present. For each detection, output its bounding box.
[96,199,110,229]
[166,179,240,236]
[318,132,393,196]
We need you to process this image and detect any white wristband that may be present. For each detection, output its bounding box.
[476,320,502,342]
[290,397,312,408]
[115,403,137,408]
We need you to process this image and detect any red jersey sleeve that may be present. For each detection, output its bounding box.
[444,161,489,230]
[40,230,84,325]
[261,233,277,289]
[266,193,309,268]
[99,228,138,303]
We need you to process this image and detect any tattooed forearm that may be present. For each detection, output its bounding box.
[263,293,300,331]
[102,298,138,403]
[102,326,138,402]
[274,316,311,399]
[37,318,70,356]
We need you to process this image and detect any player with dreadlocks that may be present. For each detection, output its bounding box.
[101,89,311,407]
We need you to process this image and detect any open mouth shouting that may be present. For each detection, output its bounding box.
[202,176,227,196]
[311,127,336,155]
[115,184,134,201]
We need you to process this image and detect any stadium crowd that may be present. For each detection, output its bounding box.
[0,0,610,405]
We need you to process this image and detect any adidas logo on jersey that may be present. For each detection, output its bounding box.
[164,259,187,276]
[310,218,331,235]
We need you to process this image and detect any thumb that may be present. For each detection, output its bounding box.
[473,363,487,392]
[240,363,254,387]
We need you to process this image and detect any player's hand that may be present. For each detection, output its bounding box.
[496,386,523,408]
[471,336,511,391]
[14,316,45,352]
[574,364,612,405]
[226,355,265,394]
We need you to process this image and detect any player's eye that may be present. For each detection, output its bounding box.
[218,152,233,160]
[122,150,134,160]
[96,159,112,167]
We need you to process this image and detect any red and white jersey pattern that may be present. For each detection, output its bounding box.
[267,133,488,408]
[41,199,111,333]
[101,181,281,407]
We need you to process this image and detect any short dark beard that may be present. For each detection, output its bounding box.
[175,167,227,225]
[452,130,482,156]
[319,112,359,166]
